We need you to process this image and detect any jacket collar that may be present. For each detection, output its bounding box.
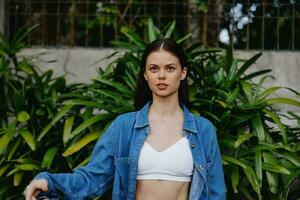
[134,101,198,134]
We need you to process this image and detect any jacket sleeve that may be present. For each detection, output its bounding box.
[208,123,227,200]
[34,118,118,199]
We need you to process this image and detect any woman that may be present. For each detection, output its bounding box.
[24,39,226,200]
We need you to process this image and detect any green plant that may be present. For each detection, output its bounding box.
[0,26,86,199]
[187,45,300,199]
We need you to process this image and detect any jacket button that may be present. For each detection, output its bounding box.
[191,144,195,148]
[199,165,204,170]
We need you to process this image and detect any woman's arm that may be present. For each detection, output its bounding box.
[25,119,118,199]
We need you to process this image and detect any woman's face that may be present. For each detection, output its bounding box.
[144,50,187,99]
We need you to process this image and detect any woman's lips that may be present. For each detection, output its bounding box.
[156,83,168,90]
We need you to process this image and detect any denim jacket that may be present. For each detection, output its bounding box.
[35,102,226,200]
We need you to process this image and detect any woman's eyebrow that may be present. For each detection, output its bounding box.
[147,63,176,67]
[166,63,176,66]
[147,64,158,67]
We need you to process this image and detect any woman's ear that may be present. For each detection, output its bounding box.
[144,73,148,81]
[181,67,187,80]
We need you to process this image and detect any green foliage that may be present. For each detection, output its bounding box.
[0,26,86,199]
[1,20,299,200]
[192,0,209,12]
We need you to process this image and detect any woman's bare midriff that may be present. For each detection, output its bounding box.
[135,179,190,200]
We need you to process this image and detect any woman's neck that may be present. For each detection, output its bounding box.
[149,97,183,119]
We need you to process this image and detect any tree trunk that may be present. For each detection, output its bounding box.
[0,0,5,34]
[187,0,202,44]
[206,0,224,46]
[187,0,224,46]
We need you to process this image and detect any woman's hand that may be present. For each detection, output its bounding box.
[24,179,48,200]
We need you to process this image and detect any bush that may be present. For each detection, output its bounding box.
[0,25,86,199]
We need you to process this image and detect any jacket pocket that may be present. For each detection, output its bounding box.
[114,157,130,195]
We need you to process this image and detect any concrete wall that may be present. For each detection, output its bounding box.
[19,48,300,121]
[19,47,121,83]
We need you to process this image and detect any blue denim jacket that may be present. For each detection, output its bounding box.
[35,102,226,200]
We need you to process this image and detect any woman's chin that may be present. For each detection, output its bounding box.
[153,90,178,99]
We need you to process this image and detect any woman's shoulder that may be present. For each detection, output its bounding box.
[113,110,138,125]
[191,113,217,140]
[192,113,215,130]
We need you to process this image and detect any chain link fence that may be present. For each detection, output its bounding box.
[5,0,300,50]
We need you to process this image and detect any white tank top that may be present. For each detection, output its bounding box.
[137,137,194,182]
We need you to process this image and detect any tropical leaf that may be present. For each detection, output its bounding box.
[251,114,266,142]
[263,109,287,144]
[20,129,36,151]
[62,132,100,157]
[41,147,59,170]
[147,18,157,42]
[68,114,113,140]
[236,52,262,78]
[263,152,279,194]
[0,164,11,177]
[278,151,300,167]
[74,156,91,169]
[94,78,132,97]
[234,133,254,148]
[164,21,176,39]
[255,151,262,186]
[0,128,14,155]
[241,69,272,81]
[16,111,30,122]
[222,155,248,169]
[262,162,291,175]
[15,163,41,171]
[13,171,24,186]
[120,26,144,47]
[258,86,282,100]
[64,99,104,107]
[231,165,239,193]
[63,116,75,144]
[266,98,300,107]
[242,166,261,199]
[38,104,73,141]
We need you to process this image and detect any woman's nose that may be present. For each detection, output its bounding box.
[158,69,166,79]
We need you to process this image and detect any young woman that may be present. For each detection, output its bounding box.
[24,39,226,200]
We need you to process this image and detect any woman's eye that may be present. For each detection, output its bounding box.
[166,66,175,72]
[149,67,158,72]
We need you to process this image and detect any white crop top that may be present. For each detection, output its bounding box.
[137,137,194,182]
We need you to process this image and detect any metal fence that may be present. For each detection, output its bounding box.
[5,0,300,50]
